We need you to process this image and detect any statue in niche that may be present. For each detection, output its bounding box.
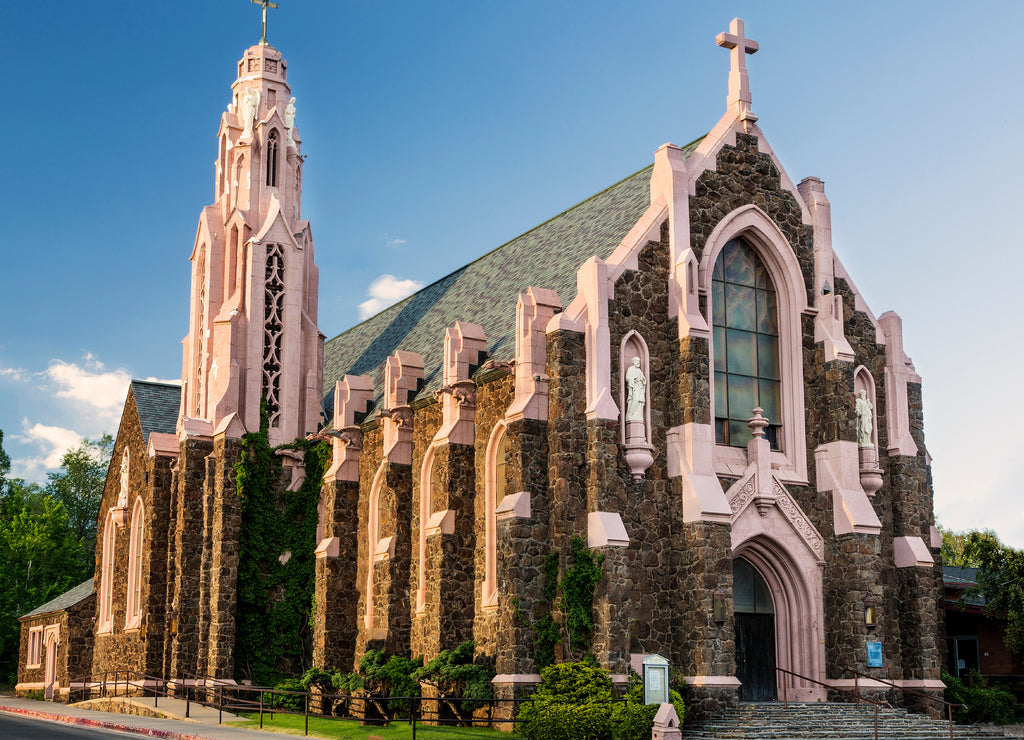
[284,97,297,147]
[117,451,129,509]
[240,89,261,142]
[625,356,647,423]
[855,389,874,448]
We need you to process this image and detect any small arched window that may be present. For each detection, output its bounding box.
[712,239,782,449]
[98,512,115,633]
[125,497,145,628]
[266,130,279,187]
[483,423,509,608]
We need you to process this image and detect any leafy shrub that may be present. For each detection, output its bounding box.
[359,649,423,698]
[943,669,1021,725]
[266,677,306,711]
[610,672,685,740]
[518,659,615,740]
[413,639,494,708]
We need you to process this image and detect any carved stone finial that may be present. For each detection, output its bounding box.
[747,407,769,439]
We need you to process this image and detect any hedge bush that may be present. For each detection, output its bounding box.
[943,669,1022,725]
[518,660,685,740]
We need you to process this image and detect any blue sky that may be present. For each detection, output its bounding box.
[2,1,1021,548]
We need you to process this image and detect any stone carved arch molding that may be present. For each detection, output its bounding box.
[732,536,826,702]
[727,473,824,565]
[700,204,809,482]
[481,420,508,609]
[364,461,392,631]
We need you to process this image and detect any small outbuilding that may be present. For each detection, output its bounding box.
[16,579,95,701]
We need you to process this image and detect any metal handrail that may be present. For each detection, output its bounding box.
[841,665,967,740]
[774,665,891,740]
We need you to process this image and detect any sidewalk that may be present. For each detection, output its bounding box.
[0,694,275,740]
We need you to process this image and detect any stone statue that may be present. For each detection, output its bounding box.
[117,451,129,509]
[855,389,874,448]
[240,89,261,142]
[285,97,297,147]
[625,356,647,422]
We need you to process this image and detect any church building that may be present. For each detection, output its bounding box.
[18,14,945,717]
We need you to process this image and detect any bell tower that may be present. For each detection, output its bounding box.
[179,34,322,446]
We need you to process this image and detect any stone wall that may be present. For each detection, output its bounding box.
[17,595,95,700]
[313,476,361,669]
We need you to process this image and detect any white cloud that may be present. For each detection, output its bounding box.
[358,274,423,320]
[13,420,84,478]
[46,358,131,420]
[385,237,407,248]
[1,367,28,382]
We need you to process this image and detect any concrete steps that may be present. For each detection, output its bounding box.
[682,702,1006,740]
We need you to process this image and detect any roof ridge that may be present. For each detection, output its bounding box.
[131,379,181,389]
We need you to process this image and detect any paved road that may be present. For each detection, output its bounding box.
[0,711,141,738]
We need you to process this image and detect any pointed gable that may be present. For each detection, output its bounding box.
[130,380,181,444]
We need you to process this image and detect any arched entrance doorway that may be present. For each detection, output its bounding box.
[43,628,59,700]
[734,558,777,701]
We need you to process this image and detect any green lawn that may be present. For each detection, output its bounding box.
[224,712,519,739]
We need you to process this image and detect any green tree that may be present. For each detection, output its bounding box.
[0,430,10,494]
[963,531,1024,656]
[938,524,998,568]
[44,434,113,557]
[0,485,91,683]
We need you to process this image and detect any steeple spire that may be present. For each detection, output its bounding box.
[251,0,279,46]
[179,38,321,446]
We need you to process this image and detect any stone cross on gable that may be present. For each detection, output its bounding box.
[251,0,279,45]
[716,17,759,111]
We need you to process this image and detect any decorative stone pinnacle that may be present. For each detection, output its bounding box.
[716,17,758,113]
[747,407,769,439]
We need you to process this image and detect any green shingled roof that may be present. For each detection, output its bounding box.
[322,146,700,415]
[20,579,94,619]
[131,380,181,443]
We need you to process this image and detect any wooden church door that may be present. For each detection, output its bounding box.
[734,559,777,701]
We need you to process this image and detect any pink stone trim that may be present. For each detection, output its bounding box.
[731,537,827,702]
[894,536,934,568]
[682,676,742,687]
[798,177,854,363]
[578,257,619,421]
[495,491,530,520]
[98,510,115,634]
[434,322,486,445]
[425,509,455,537]
[415,444,437,614]
[364,461,387,630]
[815,441,882,535]
[930,525,942,550]
[147,432,179,459]
[314,537,339,559]
[325,375,373,482]
[124,497,145,630]
[506,288,561,422]
[700,204,809,482]
[482,422,507,608]
[653,703,681,729]
[587,511,629,548]
[827,678,946,690]
[879,311,920,457]
[491,674,542,685]
[667,424,732,523]
[383,352,423,465]
[373,536,395,563]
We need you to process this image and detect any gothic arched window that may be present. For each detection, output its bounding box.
[712,238,782,449]
[125,497,145,629]
[98,512,115,633]
[266,130,279,187]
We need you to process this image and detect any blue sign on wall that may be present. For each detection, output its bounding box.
[867,641,883,668]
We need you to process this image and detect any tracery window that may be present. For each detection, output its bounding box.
[262,242,285,428]
[712,238,782,449]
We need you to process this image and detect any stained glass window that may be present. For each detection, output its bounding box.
[712,239,782,449]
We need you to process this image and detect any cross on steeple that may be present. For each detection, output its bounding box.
[251,0,279,45]
[716,17,758,114]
